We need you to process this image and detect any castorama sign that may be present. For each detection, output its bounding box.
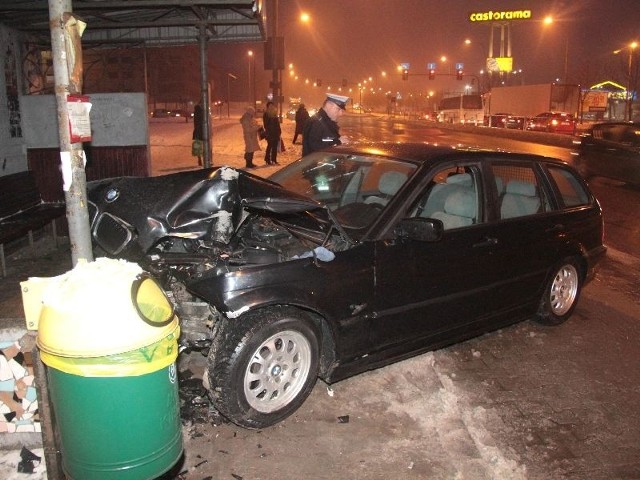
[468,10,532,22]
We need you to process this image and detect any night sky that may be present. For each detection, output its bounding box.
[213,0,640,105]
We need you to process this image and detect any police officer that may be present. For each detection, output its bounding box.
[302,93,350,156]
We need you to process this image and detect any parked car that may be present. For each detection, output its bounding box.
[151,108,170,118]
[487,112,511,128]
[87,143,606,429]
[526,111,576,134]
[575,122,640,185]
[487,113,526,130]
[504,115,526,130]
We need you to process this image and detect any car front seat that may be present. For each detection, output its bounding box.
[364,171,408,206]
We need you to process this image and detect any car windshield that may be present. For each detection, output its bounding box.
[269,152,416,231]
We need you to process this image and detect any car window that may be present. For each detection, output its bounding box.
[270,152,416,230]
[410,166,481,230]
[491,164,550,219]
[546,166,591,207]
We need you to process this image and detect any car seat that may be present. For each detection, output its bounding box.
[364,171,408,206]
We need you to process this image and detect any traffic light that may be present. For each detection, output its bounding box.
[428,68,436,80]
[342,78,348,87]
[402,68,409,80]
[456,68,463,80]
[316,78,322,86]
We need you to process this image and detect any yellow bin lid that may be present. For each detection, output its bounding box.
[36,258,179,358]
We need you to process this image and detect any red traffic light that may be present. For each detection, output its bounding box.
[428,69,436,80]
[456,69,463,80]
[402,69,409,80]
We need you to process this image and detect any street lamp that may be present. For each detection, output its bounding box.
[614,41,638,121]
[247,50,256,110]
[543,16,569,83]
[269,3,311,122]
[227,73,237,118]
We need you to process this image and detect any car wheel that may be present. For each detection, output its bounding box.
[207,306,320,429]
[536,258,582,326]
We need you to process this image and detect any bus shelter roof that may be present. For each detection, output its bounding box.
[0,0,266,48]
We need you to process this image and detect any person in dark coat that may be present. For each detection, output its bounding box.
[262,101,281,165]
[302,94,350,156]
[292,104,310,144]
[192,102,204,166]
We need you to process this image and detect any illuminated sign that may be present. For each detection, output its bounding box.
[486,57,513,72]
[582,91,609,112]
[469,10,532,22]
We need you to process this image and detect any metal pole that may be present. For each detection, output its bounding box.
[628,50,633,121]
[247,53,252,105]
[227,74,230,118]
[198,24,212,167]
[252,55,257,109]
[48,0,93,265]
[272,0,281,120]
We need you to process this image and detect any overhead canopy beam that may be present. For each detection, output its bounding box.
[1,0,265,45]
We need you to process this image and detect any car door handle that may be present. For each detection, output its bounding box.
[473,236,498,248]
[546,224,565,234]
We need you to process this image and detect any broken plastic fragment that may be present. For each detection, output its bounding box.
[293,246,335,261]
[337,415,350,423]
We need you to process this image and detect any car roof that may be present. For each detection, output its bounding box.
[321,142,568,168]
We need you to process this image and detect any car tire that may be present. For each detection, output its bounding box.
[207,306,320,429]
[535,258,583,326]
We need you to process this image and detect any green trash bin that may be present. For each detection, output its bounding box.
[33,258,183,480]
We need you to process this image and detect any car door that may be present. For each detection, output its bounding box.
[368,163,506,354]
[478,160,565,312]
[609,124,640,182]
[583,124,640,182]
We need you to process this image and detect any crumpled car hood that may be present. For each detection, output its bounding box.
[88,167,334,252]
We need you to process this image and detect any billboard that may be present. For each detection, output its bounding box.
[486,57,513,73]
[582,91,609,112]
[469,10,532,22]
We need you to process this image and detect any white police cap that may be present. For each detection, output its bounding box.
[326,93,349,110]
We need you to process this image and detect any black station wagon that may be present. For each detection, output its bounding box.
[87,143,606,429]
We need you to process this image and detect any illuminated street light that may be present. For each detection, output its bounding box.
[247,50,256,109]
[614,41,638,121]
[543,15,569,82]
[271,5,312,121]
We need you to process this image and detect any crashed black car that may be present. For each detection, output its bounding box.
[87,143,606,429]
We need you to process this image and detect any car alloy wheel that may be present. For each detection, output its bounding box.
[536,258,582,326]
[207,306,320,429]
[243,329,313,413]
[549,264,579,316]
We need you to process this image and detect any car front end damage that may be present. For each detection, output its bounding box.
[87,167,355,344]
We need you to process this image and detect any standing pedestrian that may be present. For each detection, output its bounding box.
[292,103,310,144]
[302,93,350,156]
[192,102,204,166]
[240,106,260,169]
[262,101,281,165]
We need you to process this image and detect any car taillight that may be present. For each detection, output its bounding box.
[552,119,559,126]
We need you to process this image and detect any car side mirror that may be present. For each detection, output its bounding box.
[395,218,443,242]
